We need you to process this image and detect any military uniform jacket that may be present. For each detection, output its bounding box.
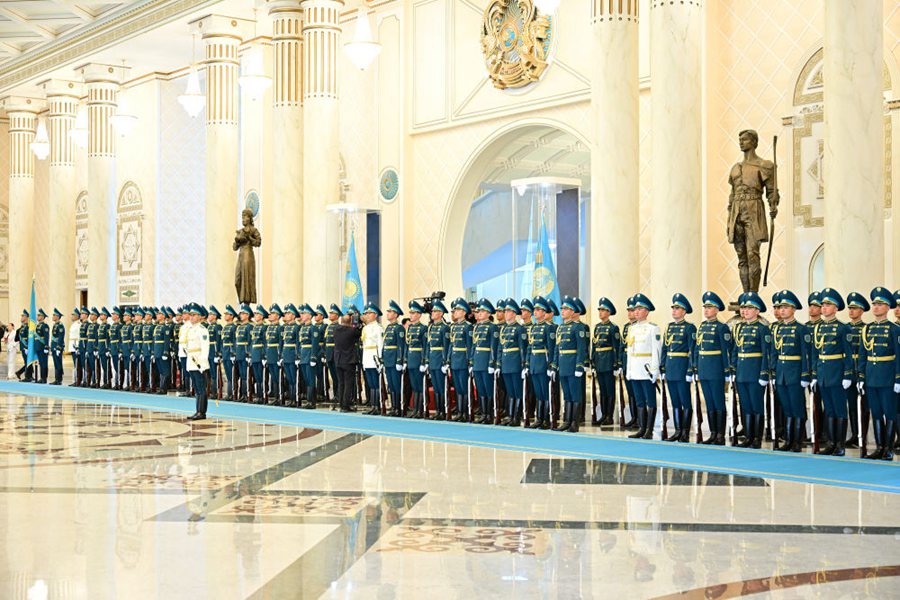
[120,323,132,356]
[471,322,499,371]
[552,320,588,376]
[186,323,209,372]
[733,320,771,383]
[527,321,557,372]
[425,321,450,368]
[221,322,236,360]
[591,321,620,373]
[97,321,109,354]
[264,323,282,362]
[235,322,251,361]
[810,318,854,387]
[625,320,662,381]
[848,320,865,378]
[141,322,154,357]
[324,322,338,361]
[498,322,527,374]
[449,321,473,370]
[207,322,222,362]
[17,324,28,353]
[692,320,733,381]
[406,322,428,369]
[77,320,88,353]
[770,320,811,385]
[109,322,121,356]
[172,322,182,356]
[661,320,697,380]
[51,322,66,352]
[250,322,266,362]
[620,322,634,376]
[857,321,900,387]
[86,320,98,354]
[281,323,300,363]
[152,322,171,361]
[34,321,49,354]
[131,322,142,357]
[299,323,322,364]
[382,322,406,368]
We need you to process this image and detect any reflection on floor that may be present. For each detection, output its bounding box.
[1,393,899,599]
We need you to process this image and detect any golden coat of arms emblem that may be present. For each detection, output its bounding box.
[481,0,553,90]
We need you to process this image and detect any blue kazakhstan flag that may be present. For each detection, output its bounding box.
[532,217,562,324]
[342,232,365,312]
[26,277,38,367]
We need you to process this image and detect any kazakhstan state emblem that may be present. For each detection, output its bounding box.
[344,279,359,298]
[481,0,553,90]
[533,266,554,296]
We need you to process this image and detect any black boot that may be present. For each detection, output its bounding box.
[867,419,884,460]
[776,417,792,451]
[628,407,646,439]
[680,407,693,442]
[666,409,682,442]
[751,414,763,449]
[715,411,726,445]
[884,420,895,461]
[819,418,836,455]
[702,411,717,444]
[625,397,638,429]
[739,414,755,448]
[832,419,848,457]
[302,386,317,410]
[642,408,657,439]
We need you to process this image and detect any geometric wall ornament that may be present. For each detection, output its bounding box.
[481,0,553,90]
[791,48,892,227]
[379,167,399,203]
[0,205,8,297]
[75,191,88,289]
[116,181,142,303]
[244,189,260,218]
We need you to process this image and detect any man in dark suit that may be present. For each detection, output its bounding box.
[333,315,362,412]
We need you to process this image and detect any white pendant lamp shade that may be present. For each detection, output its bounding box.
[239,48,271,101]
[68,105,88,149]
[178,68,206,117]
[344,11,381,71]
[109,94,138,137]
[30,117,50,160]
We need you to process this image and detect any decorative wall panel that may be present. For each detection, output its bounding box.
[116,181,143,304]
[74,191,88,289]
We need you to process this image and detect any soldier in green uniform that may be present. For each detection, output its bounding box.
[109,307,123,388]
[140,308,154,391]
[591,298,621,426]
[769,290,811,452]
[527,296,556,429]
[153,307,172,394]
[471,298,499,424]
[279,304,300,406]
[406,301,429,418]
[693,292,734,445]
[50,309,66,385]
[86,307,100,387]
[499,299,528,427]
[33,308,49,383]
[425,300,451,420]
[858,287,900,460]
[220,305,237,400]
[733,292,771,449]
[15,310,32,382]
[120,309,133,389]
[448,298,473,421]
[382,300,407,417]
[265,304,283,402]
[845,292,869,449]
[551,297,589,432]
[95,308,110,388]
[805,291,824,442]
[250,305,267,402]
[324,304,342,404]
[314,305,328,400]
[234,305,253,402]
[661,294,698,442]
[810,289,854,456]
[207,306,222,399]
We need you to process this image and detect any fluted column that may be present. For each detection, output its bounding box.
[823,0,884,288]
[43,81,81,314]
[302,0,343,301]
[590,0,639,314]
[1,97,42,317]
[194,16,244,305]
[649,0,703,306]
[269,0,304,300]
[81,64,119,307]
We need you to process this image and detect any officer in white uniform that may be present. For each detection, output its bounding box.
[626,293,662,439]
[186,303,210,420]
[361,303,385,414]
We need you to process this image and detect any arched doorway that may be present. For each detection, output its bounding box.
[440,121,590,300]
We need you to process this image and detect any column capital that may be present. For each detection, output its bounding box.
[268,0,304,16]
[38,79,83,100]
[592,0,639,23]
[189,14,254,40]
[75,63,123,84]
[0,96,45,115]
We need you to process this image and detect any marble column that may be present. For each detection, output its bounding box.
[81,64,119,307]
[302,0,343,301]
[194,16,244,305]
[43,81,81,314]
[590,0,639,314]
[1,97,42,317]
[649,0,703,307]
[269,0,304,300]
[823,0,884,289]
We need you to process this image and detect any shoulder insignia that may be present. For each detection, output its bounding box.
[724,333,732,341]
[804,334,811,343]
[579,331,585,338]
[614,331,620,340]
[549,332,556,340]
[493,331,499,338]
[764,335,772,343]
[399,330,405,338]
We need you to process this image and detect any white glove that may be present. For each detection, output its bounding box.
[727,375,735,384]
[857,381,864,394]
[294,360,300,367]
[660,373,666,381]
[801,380,809,389]
[488,367,495,375]
[396,364,404,372]
[547,369,554,378]
[43,349,49,355]
[894,383,900,394]
[614,368,622,377]
[758,379,767,387]
[521,368,529,378]
[277,359,283,366]
[440,364,449,374]
[262,360,267,367]
[310,360,317,367]
[810,379,817,391]
[575,370,583,378]
[377,365,384,373]
[468,366,473,375]
[93,351,99,357]
[841,379,851,390]
[162,355,169,361]
[686,375,693,383]
[215,357,221,364]
[419,365,427,373]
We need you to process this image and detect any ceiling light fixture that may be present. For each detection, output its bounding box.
[109,61,137,136]
[68,104,88,149]
[178,34,206,118]
[239,8,272,101]
[30,117,50,160]
[344,10,381,71]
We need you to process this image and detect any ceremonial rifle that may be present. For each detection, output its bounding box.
[591,369,598,425]
[695,380,704,444]
[618,373,625,427]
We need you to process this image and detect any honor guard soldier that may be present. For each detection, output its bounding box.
[845,292,869,449]
[528,296,557,430]
[857,287,900,460]
[693,292,734,445]
[810,288,854,456]
[14,310,31,382]
[76,308,89,386]
[50,309,65,385]
[234,305,252,401]
[471,298,499,424]
[448,298,473,421]
[128,308,141,390]
[109,307,123,388]
[32,308,49,383]
[551,296,589,432]
[733,292,771,449]
[621,298,639,429]
[185,304,211,421]
[86,308,100,387]
[625,294,662,439]
[520,298,536,423]
[661,294,698,442]
[591,298,621,427]
[314,305,329,399]
[406,301,429,418]
[120,309,133,389]
[207,306,222,399]
[96,308,111,387]
[299,304,323,409]
[153,307,172,394]
[250,305,267,402]
[499,299,528,426]
[265,304,284,402]
[545,298,562,427]
[361,303,385,415]
[220,305,237,400]
[383,300,407,417]
[424,300,451,419]
[324,305,342,404]
[140,308,154,392]
[68,308,81,385]
[279,304,300,406]
[770,290,811,452]
[806,291,825,442]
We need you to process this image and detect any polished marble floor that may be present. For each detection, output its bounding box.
[1,393,899,600]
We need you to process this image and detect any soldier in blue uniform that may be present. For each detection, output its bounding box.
[249,305,267,402]
[528,296,556,429]
[32,308,49,383]
[551,296,589,432]
[234,305,252,401]
[206,306,222,399]
[406,301,429,418]
[810,288,854,456]
[86,307,101,387]
[120,309,133,389]
[520,298,536,423]
[75,308,88,386]
[545,298,562,427]
[139,309,153,391]
[383,300,407,417]
[220,305,237,400]
[471,298,499,424]
[153,307,172,394]
[845,292,869,449]
[49,309,66,385]
[769,290,811,452]
[498,299,527,426]
[111,308,124,388]
[661,294,698,442]
[15,310,32,382]
[299,304,323,409]
[733,292,771,449]
[95,307,110,387]
[857,287,900,460]
[693,292,733,445]
[894,289,900,451]
[314,305,329,400]
[324,304,342,404]
[279,304,300,406]
[424,300,451,419]
[620,298,639,429]
[265,304,283,402]
[591,298,621,427]
[449,298,473,421]
[805,291,825,442]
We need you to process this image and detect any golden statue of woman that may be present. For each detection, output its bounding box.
[234,208,261,304]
